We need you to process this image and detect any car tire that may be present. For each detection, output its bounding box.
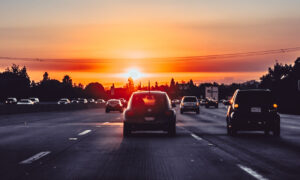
[273,123,280,137]
[105,109,110,113]
[227,123,237,136]
[215,104,219,108]
[205,105,209,109]
[119,109,123,113]
[168,122,176,136]
[123,123,131,137]
[264,129,270,135]
[196,109,200,114]
[180,109,184,114]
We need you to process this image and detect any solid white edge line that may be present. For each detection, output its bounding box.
[19,151,51,164]
[190,133,202,141]
[237,164,268,180]
[78,130,91,136]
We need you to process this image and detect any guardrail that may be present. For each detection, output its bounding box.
[0,104,105,115]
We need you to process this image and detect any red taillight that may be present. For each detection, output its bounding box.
[165,110,173,116]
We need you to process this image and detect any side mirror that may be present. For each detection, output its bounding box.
[172,103,176,108]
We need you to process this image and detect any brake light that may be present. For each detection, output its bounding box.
[273,104,278,108]
[234,104,239,108]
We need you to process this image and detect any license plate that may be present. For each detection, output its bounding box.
[145,117,155,121]
[251,107,261,113]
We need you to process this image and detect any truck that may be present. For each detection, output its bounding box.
[205,86,219,108]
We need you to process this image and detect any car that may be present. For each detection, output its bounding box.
[5,97,17,105]
[222,100,230,105]
[78,98,88,104]
[71,98,79,104]
[96,99,106,104]
[199,99,207,106]
[171,99,180,104]
[88,98,96,103]
[123,91,176,136]
[17,99,34,105]
[106,99,123,113]
[205,98,218,108]
[29,97,40,104]
[180,96,200,114]
[57,98,70,105]
[119,98,127,107]
[226,89,280,136]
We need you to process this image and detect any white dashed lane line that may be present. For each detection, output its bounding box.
[237,164,268,180]
[69,138,77,140]
[78,130,91,136]
[190,133,203,141]
[19,151,51,164]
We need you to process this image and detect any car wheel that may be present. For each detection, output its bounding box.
[196,109,200,114]
[273,123,280,137]
[205,105,209,108]
[227,124,237,136]
[215,104,219,108]
[123,123,131,137]
[264,129,270,135]
[180,109,184,114]
[105,109,110,113]
[119,109,123,113]
[168,122,176,136]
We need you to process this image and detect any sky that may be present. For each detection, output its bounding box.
[0,0,300,87]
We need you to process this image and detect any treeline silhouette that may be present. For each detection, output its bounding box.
[0,57,299,114]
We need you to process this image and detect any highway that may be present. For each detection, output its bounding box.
[0,104,299,180]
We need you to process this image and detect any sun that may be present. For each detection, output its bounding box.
[123,68,144,80]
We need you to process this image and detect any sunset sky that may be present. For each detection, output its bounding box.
[1,0,300,87]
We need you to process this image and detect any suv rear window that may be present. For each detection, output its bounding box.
[183,97,197,102]
[235,91,275,105]
[131,93,168,109]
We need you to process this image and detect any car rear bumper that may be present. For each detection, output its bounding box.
[180,106,199,111]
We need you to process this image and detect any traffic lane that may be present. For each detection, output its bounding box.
[178,107,300,179]
[24,123,251,180]
[0,108,123,179]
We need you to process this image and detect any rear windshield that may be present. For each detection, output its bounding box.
[130,93,168,109]
[183,97,197,102]
[235,91,275,105]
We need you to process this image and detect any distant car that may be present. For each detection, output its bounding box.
[106,99,123,113]
[78,98,88,104]
[226,89,280,136]
[71,99,79,104]
[57,98,70,105]
[17,99,34,105]
[96,99,106,104]
[123,91,176,136]
[199,99,207,106]
[205,98,218,108]
[171,99,180,104]
[88,98,96,103]
[29,97,40,104]
[119,98,127,107]
[180,96,200,114]
[5,97,17,105]
[222,100,230,105]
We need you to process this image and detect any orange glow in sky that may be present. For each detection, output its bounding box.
[0,0,300,87]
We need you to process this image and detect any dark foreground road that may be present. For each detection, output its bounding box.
[0,105,299,180]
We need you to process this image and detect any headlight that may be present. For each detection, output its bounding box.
[234,104,239,108]
[273,104,278,108]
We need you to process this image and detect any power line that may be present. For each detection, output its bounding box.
[0,46,299,64]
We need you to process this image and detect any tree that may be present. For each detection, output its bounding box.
[85,82,105,98]
[62,75,72,86]
[43,72,50,82]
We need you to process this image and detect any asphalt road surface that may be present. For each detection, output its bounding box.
[0,104,299,180]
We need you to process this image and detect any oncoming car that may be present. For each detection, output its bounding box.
[123,91,176,136]
[226,89,280,136]
[106,99,123,113]
[17,99,34,105]
[58,98,70,105]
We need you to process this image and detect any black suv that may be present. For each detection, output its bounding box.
[123,91,176,137]
[226,89,280,136]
